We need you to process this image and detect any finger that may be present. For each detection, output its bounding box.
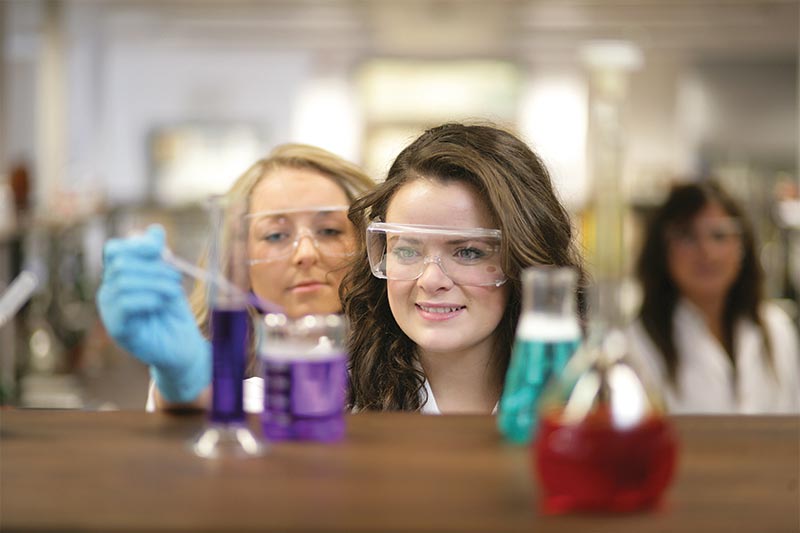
[111,276,187,300]
[103,258,183,282]
[103,225,166,263]
[115,292,176,315]
[100,265,186,306]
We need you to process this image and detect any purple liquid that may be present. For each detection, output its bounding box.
[262,354,347,442]
[210,308,248,424]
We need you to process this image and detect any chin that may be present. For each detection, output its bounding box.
[410,331,466,354]
[286,299,341,318]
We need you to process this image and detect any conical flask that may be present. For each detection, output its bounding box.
[533,283,678,513]
[497,266,582,444]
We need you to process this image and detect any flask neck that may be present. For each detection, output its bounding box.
[521,267,578,319]
[588,278,626,330]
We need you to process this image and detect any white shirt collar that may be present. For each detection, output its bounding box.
[420,379,499,415]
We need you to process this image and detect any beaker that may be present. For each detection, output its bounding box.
[258,313,348,442]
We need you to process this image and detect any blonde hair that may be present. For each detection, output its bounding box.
[188,144,374,371]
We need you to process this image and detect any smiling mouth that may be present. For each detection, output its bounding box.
[416,304,466,314]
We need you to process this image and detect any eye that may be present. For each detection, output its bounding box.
[454,246,487,262]
[317,227,344,238]
[262,231,290,244]
[669,229,695,245]
[391,247,420,262]
[712,229,741,243]
[709,230,727,242]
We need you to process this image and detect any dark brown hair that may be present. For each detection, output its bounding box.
[636,181,772,386]
[341,123,586,411]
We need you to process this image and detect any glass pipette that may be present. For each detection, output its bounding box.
[161,247,283,314]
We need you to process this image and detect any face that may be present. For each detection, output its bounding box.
[384,179,509,358]
[666,201,743,305]
[247,167,355,318]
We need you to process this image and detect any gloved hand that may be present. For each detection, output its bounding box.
[97,225,211,403]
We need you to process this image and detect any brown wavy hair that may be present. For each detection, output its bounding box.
[341,123,586,411]
[636,181,772,386]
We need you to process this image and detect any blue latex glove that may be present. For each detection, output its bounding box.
[97,225,211,403]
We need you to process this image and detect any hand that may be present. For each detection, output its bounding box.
[97,225,211,403]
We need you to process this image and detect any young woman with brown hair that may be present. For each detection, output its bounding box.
[341,123,586,413]
[628,182,799,413]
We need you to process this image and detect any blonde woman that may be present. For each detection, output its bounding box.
[97,144,373,411]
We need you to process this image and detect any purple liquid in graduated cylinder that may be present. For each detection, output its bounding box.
[262,355,347,442]
[210,308,248,424]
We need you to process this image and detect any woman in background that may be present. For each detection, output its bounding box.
[628,182,800,413]
[341,123,586,413]
[97,144,374,411]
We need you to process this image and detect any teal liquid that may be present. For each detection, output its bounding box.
[498,337,580,444]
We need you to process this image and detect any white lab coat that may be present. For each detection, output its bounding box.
[419,379,499,415]
[626,299,800,414]
[145,378,264,413]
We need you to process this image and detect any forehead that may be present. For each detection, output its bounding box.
[673,201,734,230]
[385,179,494,229]
[693,201,732,222]
[250,166,349,213]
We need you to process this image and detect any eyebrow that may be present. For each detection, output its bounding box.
[247,206,348,219]
[251,210,348,224]
[389,236,422,246]
[313,210,348,220]
[445,237,497,246]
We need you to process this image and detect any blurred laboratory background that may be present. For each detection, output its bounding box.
[0,0,797,409]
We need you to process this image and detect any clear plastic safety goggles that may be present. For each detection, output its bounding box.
[366,221,507,287]
[247,206,355,265]
[666,218,742,250]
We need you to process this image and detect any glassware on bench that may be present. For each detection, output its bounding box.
[532,40,678,514]
[258,313,348,443]
[532,283,678,514]
[497,266,582,444]
[190,195,266,459]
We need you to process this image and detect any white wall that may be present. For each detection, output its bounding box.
[680,60,798,168]
[72,3,313,206]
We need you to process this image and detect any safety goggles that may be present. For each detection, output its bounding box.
[247,206,355,265]
[366,222,507,287]
[666,218,742,250]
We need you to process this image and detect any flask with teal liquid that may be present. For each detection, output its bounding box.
[497,266,581,444]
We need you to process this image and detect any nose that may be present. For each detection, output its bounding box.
[696,234,719,258]
[416,256,454,293]
[291,232,320,267]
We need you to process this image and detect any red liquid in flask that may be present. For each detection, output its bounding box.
[534,406,677,514]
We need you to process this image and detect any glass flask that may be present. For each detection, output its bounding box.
[533,307,678,514]
[497,266,582,444]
